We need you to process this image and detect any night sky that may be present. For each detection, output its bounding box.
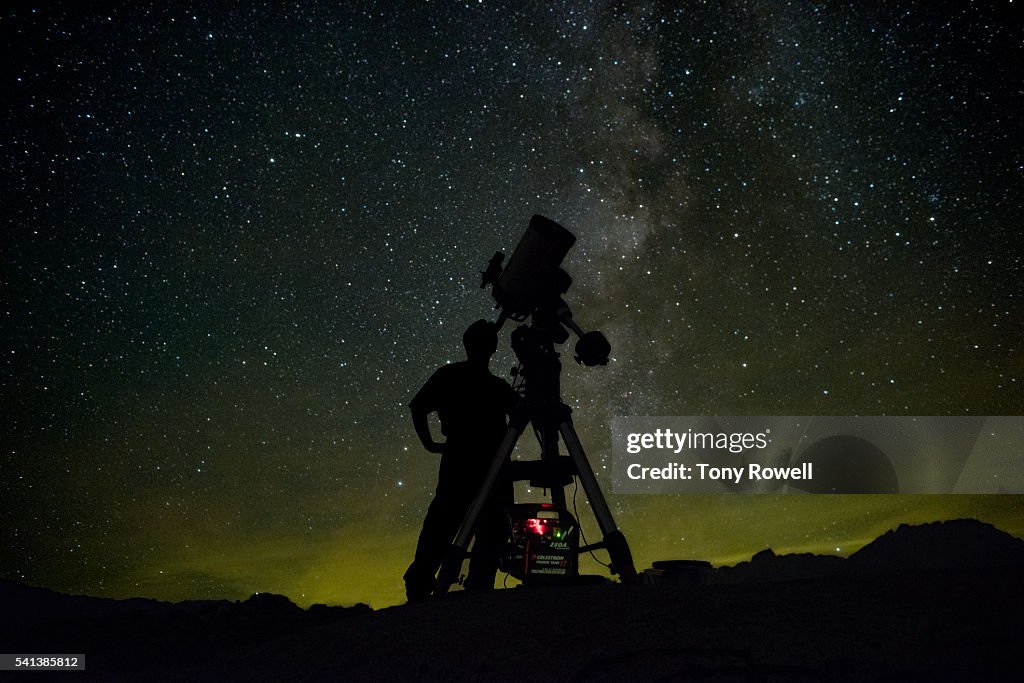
[2,2,1021,608]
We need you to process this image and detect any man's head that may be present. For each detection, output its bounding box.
[463,319,498,363]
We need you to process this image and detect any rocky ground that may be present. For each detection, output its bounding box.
[3,519,1022,682]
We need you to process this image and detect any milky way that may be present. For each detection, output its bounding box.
[2,3,1021,607]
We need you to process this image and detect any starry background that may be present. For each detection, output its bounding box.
[2,2,1021,608]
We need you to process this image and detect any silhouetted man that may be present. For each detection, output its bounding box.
[403,319,519,601]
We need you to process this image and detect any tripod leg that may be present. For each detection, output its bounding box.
[435,408,528,595]
[558,419,638,581]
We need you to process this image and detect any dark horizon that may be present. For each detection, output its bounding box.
[2,518,1022,680]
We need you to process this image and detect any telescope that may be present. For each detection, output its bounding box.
[481,214,611,367]
[435,215,637,594]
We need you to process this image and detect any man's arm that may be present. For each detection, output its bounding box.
[410,402,445,454]
[410,369,446,454]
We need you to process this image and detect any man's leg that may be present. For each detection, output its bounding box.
[405,496,458,600]
[463,484,512,591]
[405,479,473,600]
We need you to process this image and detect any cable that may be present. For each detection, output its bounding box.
[573,477,612,570]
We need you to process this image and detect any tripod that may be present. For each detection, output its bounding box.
[435,309,637,594]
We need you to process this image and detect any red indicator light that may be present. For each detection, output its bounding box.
[525,518,548,536]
